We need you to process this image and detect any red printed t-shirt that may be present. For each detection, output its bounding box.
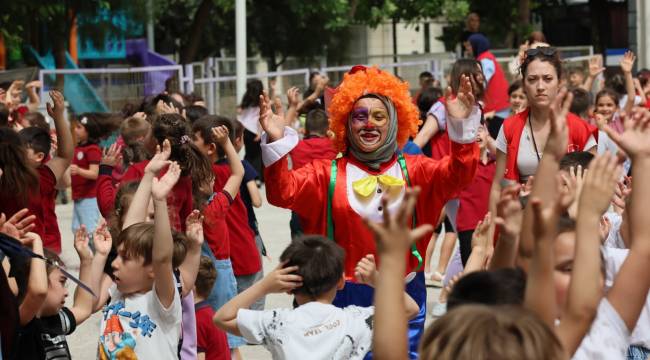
[203,191,233,260]
[195,301,230,360]
[0,183,44,241]
[290,136,338,170]
[456,157,496,232]
[71,143,101,200]
[39,166,61,253]
[212,163,261,276]
[121,160,193,232]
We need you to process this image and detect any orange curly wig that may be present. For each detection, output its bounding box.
[327,66,420,152]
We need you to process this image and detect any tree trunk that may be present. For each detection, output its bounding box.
[180,0,214,64]
[589,0,608,53]
[517,0,530,45]
[53,37,67,91]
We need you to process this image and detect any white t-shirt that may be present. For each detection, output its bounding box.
[496,126,597,182]
[597,130,619,156]
[237,302,374,360]
[572,298,630,360]
[603,212,625,249]
[603,247,650,349]
[98,283,182,360]
[427,101,447,131]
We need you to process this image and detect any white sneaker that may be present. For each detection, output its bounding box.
[430,302,447,318]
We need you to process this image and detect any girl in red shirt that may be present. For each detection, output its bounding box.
[71,113,119,240]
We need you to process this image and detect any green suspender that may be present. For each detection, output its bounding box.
[326,154,423,271]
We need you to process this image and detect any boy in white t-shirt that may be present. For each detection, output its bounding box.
[213,235,419,360]
[94,162,184,360]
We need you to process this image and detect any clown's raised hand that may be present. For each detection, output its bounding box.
[259,91,285,142]
[445,74,476,120]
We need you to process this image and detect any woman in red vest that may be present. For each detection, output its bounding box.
[489,47,597,223]
[466,33,510,139]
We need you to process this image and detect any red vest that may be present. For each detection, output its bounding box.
[502,108,598,182]
[477,51,510,113]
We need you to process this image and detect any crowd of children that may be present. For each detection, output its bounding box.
[1,29,650,360]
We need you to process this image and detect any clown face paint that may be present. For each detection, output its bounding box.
[349,97,389,153]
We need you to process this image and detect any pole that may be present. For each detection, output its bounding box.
[147,0,155,50]
[392,18,399,77]
[236,0,247,102]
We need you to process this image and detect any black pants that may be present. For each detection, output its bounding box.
[243,129,263,182]
[458,229,474,267]
[487,115,505,140]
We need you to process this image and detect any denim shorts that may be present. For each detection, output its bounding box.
[72,198,100,246]
[201,244,246,348]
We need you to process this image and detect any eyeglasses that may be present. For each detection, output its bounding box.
[525,47,557,57]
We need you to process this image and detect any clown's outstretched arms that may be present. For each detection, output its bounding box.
[260,66,480,277]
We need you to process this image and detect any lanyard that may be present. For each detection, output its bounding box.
[528,112,542,163]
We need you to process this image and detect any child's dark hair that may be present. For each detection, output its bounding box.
[75,113,121,144]
[185,105,209,124]
[120,116,151,169]
[195,256,217,299]
[638,68,650,88]
[595,88,620,107]
[240,79,264,109]
[109,181,141,237]
[417,87,443,120]
[0,127,39,204]
[447,268,526,310]
[117,223,187,268]
[151,113,214,194]
[43,248,66,277]
[140,93,185,115]
[232,118,244,139]
[191,115,236,157]
[18,248,67,302]
[19,127,51,159]
[450,59,484,100]
[507,80,523,96]
[0,103,9,127]
[305,109,329,136]
[279,235,344,298]
[605,71,626,96]
[520,47,563,80]
[23,112,50,132]
[559,151,594,172]
[569,88,592,118]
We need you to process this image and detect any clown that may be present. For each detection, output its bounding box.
[260,66,480,357]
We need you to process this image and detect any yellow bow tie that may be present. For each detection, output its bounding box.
[352,174,405,197]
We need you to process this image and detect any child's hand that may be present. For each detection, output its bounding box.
[562,165,586,219]
[156,100,180,115]
[258,91,285,142]
[261,262,303,294]
[494,185,522,240]
[354,254,378,287]
[546,87,572,160]
[74,225,93,262]
[100,142,123,167]
[620,51,636,74]
[46,90,65,120]
[364,187,433,256]
[145,139,172,175]
[0,209,36,239]
[471,213,492,251]
[287,87,301,108]
[185,210,204,246]
[211,125,230,146]
[599,216,612,243]
[578,153,621,216]
[69,164,79,176]
[605,107,650,158]
[93,218,112,257]
[151,161,181,201]
[588,55,605,78]
[445,74,476,119]
[20,232,42,249]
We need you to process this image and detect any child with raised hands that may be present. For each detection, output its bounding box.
[95,162,183,360]
[16,221,107,360]
[215,233,403,360]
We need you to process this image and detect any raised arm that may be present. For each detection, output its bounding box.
[213,126,244,199]
[19,233,48,325]
[284,87,300,127]
[70,225,95,324]
[412,113,440,149]
[364,187,433,359]
[604,108,650,331]
[45,91,74,181]
[151,162,182,308]
[620,51,637,114]
[179,210,203,297]
[556,154,619,356]
[121,139,171,230]
[247,180,262,208]
[581,55,605,93]
[90,219,113,313]
[489,184,522,269]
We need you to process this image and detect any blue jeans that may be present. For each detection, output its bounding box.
[201,243,246,349]
[333,272,426,360]
[628,345,650,360]
[72,198,100,247]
